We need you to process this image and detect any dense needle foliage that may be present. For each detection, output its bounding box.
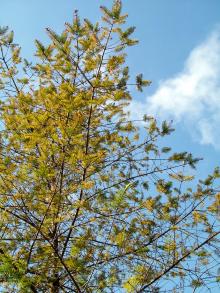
[0,1,219,292]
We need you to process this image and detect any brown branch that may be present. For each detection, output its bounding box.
[86,193,212,268]
[87,163,187,201]
[138,230,220,292]
[0,45,20,94]
[0,205,82,292]
[61,23,114,259]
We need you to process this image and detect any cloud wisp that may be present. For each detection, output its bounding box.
[129,28,220,148]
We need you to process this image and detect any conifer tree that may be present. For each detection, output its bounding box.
[0,1,219,292]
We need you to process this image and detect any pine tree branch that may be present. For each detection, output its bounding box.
[138,230,220,292]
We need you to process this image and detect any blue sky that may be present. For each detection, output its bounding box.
[1,0,220,292]
[1,0,220,179]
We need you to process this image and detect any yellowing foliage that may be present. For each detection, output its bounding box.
[0,1,219,292]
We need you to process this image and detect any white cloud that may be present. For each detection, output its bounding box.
[128,28,220,149]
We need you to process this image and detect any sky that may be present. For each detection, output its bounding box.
[1,0,220,290]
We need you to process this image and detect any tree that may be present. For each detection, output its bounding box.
[0,1,219,292]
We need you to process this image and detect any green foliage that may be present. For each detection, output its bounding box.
[0,1,219,292]
[136,73,151,92]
